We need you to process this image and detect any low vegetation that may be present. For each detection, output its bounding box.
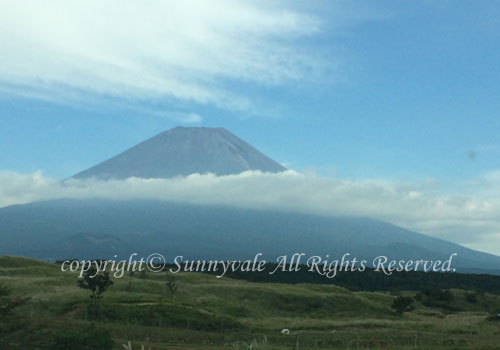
[1,255,500,349]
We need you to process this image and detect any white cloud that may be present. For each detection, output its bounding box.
[0,0,328,111]
[2,169,500,255]
[177,112,202,124]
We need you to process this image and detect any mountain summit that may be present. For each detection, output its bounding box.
[72,127,286,180]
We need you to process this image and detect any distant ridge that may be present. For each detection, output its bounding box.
[2,198,500,275]
[72,126,286,180]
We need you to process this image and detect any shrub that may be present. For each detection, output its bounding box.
[50,324,114,350]
[465,292,478,303]
[391,296,414,316]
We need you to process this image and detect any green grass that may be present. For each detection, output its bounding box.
[2,255,500,349]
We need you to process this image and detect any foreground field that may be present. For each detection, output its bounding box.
[1,255,500,349]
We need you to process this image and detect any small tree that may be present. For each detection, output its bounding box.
[137,268,148,279]
[416,288,456,310]
[78,266,113,319]
[391,296,414,316]
[127,270,135,292]
[165,275,177,300]
[465,292,478,303]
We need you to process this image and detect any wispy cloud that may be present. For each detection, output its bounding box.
[2,169,500,255]
[0,0,329,112]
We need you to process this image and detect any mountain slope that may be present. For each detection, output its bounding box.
[1,198,499,274]
[71,127,286,179]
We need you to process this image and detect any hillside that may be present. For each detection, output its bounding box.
[2,255,500,349]
[2,199,500,274]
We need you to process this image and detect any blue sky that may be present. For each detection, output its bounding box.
[1,1,500,253]
[1,1,499,181]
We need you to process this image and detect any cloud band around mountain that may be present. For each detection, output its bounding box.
[1,169,499,255]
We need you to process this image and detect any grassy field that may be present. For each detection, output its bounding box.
[1,255,500,349]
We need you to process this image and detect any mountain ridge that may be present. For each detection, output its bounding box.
[1,198,499,274]
[6,127,498,275]
[72,126,286,180]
